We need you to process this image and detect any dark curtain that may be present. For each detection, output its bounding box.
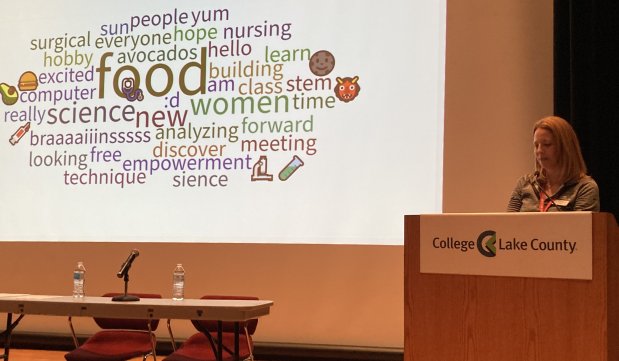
[554,0,619,220]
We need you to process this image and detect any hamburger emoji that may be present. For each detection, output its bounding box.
[18,71,38,91]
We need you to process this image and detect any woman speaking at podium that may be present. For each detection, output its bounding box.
[507,116,600,212]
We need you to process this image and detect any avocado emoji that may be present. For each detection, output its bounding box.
[0,83,19,106]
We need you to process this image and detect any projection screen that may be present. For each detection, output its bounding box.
[0,0,446,244]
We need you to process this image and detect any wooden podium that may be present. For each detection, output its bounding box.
[404,212,619,361]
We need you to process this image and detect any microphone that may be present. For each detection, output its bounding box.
[116,249,139,278]
[530,173,562,211]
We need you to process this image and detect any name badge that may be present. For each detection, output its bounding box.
[554,199,570,207]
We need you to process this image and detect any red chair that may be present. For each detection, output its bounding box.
[163,296,259,361]
[64,293,162,361]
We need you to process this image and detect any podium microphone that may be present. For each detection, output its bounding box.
[530,173,562,211]
[117,249,139,278]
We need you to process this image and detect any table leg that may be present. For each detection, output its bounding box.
[1,313,26,361]
[2,313,12,360]
[234,322,240,361]
[217,321,223,361]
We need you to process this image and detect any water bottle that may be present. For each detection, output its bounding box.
[73,261,86,298]
[172,264,185,300]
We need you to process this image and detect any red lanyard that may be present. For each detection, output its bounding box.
[539,193,553,212]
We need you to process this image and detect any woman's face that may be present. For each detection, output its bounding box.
[534,128,559,171]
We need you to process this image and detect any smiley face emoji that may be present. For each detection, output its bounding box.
[309,50,335,76]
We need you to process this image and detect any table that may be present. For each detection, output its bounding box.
[0,293,273,361]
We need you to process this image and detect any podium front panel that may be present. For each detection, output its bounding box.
[420,212,592,279]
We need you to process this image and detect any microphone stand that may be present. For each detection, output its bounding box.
[112,272,140,302]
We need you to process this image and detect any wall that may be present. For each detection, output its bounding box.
[443,0,553,213]
[0,0,553,349]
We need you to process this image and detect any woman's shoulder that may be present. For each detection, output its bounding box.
[573,174,599,188]
[515,173,536,186]
[569,175,600,211]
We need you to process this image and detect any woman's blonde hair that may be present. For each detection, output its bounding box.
[534,116,588,183]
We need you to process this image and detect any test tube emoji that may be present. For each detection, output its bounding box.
[279,155,304,181]
[9,122,30,145]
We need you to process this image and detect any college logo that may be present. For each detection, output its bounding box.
[477,230,497,257]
